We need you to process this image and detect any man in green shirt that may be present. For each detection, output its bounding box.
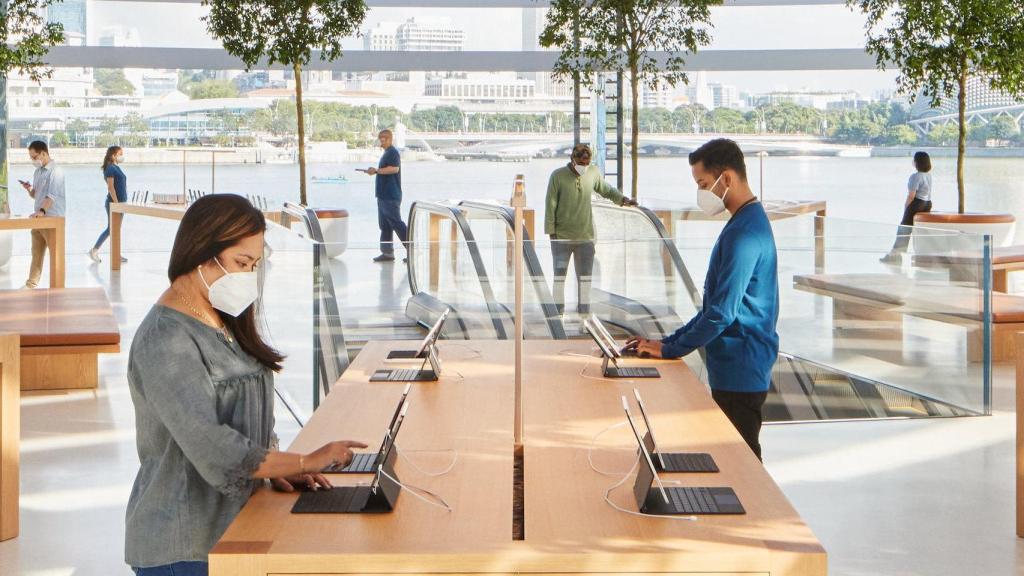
[545,144,636,315]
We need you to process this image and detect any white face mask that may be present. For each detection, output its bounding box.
[32,159,43,169]
[696,174,729,216]
[116,154,124,163]
[198,257,259,317]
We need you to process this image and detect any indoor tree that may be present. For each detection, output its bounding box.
[0,0,65,212]
[850,0,1024,213]
[203,0,368,205]
[540,0,719,200]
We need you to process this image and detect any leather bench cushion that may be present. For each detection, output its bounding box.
[914,212,1016,224]
[0,288,120,347]
[914,245,1024,266]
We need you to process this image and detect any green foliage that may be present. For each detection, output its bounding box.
[49,131,69,147]
[188,79,239,99]
[0,0,65,82]
[850,0,1024,210]
[981,116,1020,141]
[202,0,367,70]
[203,0,369,205]
[885,125,920,146]
[408,106,464,132]
[928,124,961,146]
[540,0,721,198]
[705,108,750,133]
[95,69,137,96]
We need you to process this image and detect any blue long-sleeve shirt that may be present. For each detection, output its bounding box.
[662,201,779,393]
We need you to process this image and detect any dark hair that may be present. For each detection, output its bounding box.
[913,151,931,173]
[102,146,122,173]
[169,194,284,371]
[571,143,592,160]
[688,138,747,181]
[28,140,48,154]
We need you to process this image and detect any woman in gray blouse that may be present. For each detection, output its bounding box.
[126,194,366,576]
[881,151,933,263]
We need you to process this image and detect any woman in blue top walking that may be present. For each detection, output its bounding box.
[90,146,128,263]
[880,151,933,263]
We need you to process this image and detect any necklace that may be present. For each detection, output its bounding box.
[174,286,234,343]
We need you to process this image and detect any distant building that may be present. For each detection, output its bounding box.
[425,73,535,101]
[98,26,140,47]
[749,90,862,110]
[364,22,401,51]
[908,77,1024,135]
[685,72,714,109]
[47,0,87,40]
[141,71,180,98]
[396,18,465,52]
[709,83,741,110]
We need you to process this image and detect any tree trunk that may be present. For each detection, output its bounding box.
[294,62,308,206]
[957,59,967,214]
[630,67,640,201]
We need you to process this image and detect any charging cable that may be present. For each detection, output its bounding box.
[438,342,482,360]
[396,445,459,477]
[559,346,601,358]
[378,468,453,512]
[587,421,632,476]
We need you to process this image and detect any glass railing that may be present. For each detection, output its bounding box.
[85,198,991,426]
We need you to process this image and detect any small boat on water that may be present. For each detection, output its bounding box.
[312,175,350,184]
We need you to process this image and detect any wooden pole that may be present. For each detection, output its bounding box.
[511,175,526,446]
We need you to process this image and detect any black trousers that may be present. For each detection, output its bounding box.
[711,389,769,461]
[890,198,932,253]
[377,198,408,255]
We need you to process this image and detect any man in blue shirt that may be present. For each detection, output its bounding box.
[20,141,67,289]
[363,129,407,263]
[628,139,779,461]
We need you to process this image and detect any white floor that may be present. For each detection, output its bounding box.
[2,249,1024,576]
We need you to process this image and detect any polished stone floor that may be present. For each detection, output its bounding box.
[1,243,1022,576]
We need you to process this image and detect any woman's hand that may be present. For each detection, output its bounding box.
[271,473,332,493]
[307,440,368,473]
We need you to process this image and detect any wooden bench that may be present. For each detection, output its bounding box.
[914,244,1024,293]
[794,273,1024,361]
[0,288,120,390]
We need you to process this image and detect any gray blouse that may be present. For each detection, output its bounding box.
[125,305,275,568]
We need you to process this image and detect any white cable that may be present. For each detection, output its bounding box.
[437,342,482,359]
[396,445,459,477]
[602,453,697,522]
[587,421,632,476]
[378,468,453,512]
[559,346,601,358]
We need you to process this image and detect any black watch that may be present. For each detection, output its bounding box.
[39,208,46,215]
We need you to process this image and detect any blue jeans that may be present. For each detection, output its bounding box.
[377,198,408,255]
[93,197,113,250]
[133,561,208,576]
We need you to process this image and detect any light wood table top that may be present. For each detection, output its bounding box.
[521,340,826,575]
[212,340,825,575]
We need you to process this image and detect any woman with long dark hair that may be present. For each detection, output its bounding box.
[881,151,933,263]
[89,145,128,263]
[125,195,366,576]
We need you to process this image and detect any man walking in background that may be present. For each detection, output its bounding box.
[627,139,779,461]
[20,141,66,289]
[545,143,636,316]
[363,129,408,263]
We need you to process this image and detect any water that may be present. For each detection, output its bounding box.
[6,155,1024,256]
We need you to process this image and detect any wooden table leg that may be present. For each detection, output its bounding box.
[815,208,827,273]
[111,210,124,272]
[0,333,20,541]
[1017,332,1024,537]
[655,210,675,279]
[429,214,440,293]
[994,269,1008,293]
[49,218,66,288]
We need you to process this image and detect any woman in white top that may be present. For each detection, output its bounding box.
[881,151,933,263]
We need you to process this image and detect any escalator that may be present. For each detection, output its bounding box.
[405,200,566,340]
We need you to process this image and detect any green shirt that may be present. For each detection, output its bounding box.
[544,164,625,240]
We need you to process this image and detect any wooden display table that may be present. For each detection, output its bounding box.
[0,333,19,541]
[651,200,827,271]
[211,340,826,575]
[0,216,65,288]
[109,203,285,272]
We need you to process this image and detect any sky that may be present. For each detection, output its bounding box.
[88,2,899,96]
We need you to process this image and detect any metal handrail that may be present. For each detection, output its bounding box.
[282,202,349,409]
[457,200,566,339]
[406,200,509,338]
